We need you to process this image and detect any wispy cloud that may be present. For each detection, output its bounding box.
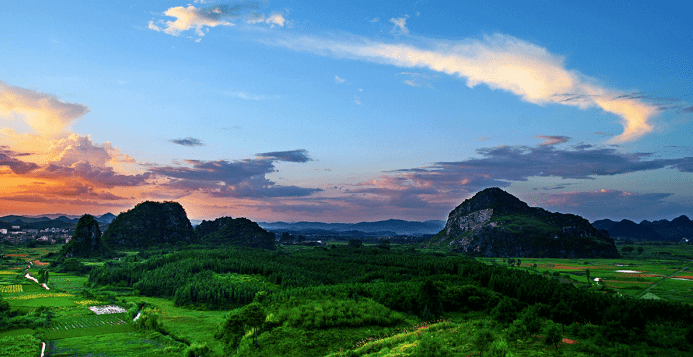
[247,13,286,28]
[0,146,39,174]
[389,16,409,35]
[536,135,570,146]
[224,91,280,100]
[265,32,660,142]
[334,75,346,84]
[170,137,205,147]
[399,72,435,88]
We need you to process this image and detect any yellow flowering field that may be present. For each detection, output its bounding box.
[74,300,102,307]
[0,284,23,293]
[4,292,74,300]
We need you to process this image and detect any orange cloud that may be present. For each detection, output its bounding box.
[0,81,89,137]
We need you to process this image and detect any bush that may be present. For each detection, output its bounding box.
[481,338,514,357]
[183,343,211,357]
[473,328,496,351]
[415,333,451,357]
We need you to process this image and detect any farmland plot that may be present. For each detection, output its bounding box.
[45,313,133,340]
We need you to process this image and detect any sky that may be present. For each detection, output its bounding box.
[1,1,692,223]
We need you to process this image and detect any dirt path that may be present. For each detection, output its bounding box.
[635,266,688,299]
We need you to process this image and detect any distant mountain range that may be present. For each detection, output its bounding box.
[258,219,446,236]
[0,213,116,229]
[593,215,693,242]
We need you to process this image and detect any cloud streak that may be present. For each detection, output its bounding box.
[265,32,659,142]
[170,137,205,147]
[331,143,693,220]
[150,149,320,198]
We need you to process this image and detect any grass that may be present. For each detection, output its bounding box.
[0,335,41,357]
[122,296,228,355]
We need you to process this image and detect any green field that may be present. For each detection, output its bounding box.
[3,244,693,357]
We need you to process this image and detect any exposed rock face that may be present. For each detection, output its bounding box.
[196,217,276,250]
[103,201,197,249]
[428,188,619,258]
[61,214,109,257]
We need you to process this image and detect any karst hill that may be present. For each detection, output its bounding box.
[426,187,619,258]
[102,201,197,249]
[196,216,276,250]
[101,201,276,250]
[59,214,110,258]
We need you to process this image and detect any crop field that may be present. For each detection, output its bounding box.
[46,331,184,357]
[0,284,22,294]
[46,313,133,340]
[48,273,88,294]
[479,255,691,303]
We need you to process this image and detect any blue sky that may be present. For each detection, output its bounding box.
[1,1,691,222]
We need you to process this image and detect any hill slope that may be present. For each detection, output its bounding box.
[426,188,619,258]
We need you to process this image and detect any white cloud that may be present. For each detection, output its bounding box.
[334,75,346,84]
[154,5,236,37]
[265,13,286,27]
[246,12,286,27]
[266,32,658,142]
[389,16,409,35]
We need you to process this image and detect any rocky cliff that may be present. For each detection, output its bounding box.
[426,188,619,258]
[60,214,110,257]
[103,201,197,249]
[196,217,276,249]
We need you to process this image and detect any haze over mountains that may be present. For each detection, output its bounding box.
[257,220,446,236]
[593,216,693,242]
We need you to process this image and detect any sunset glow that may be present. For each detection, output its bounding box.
[1,1,691,222]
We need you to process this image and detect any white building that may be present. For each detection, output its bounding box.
[0,229,7,234]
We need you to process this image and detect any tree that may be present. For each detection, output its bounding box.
[637,246,644,254]
[348,239,362,248]
[37,268,49,285]
[543,321,562,349]
[217,302,266,349]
